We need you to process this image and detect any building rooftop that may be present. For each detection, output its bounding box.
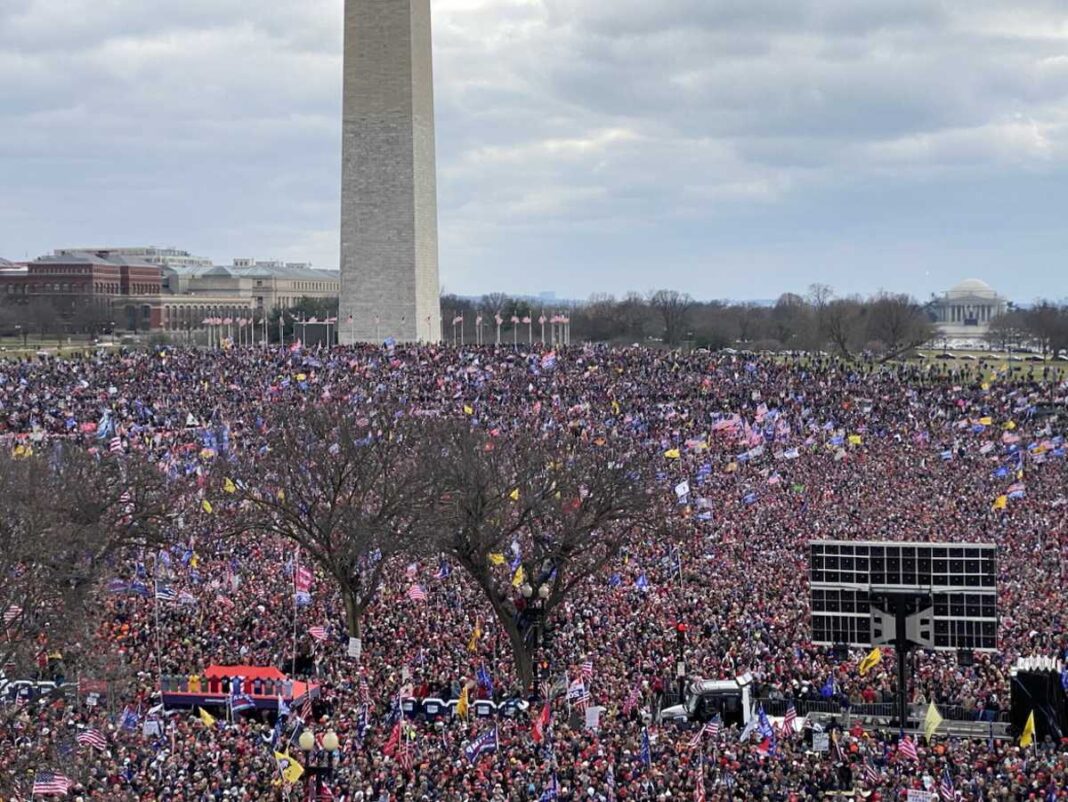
[165,264,339,281]
[35,251,159,269]
[946,278,999,299]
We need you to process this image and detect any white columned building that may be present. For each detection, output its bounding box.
[930,279,1008,339]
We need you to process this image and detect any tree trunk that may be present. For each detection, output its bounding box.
[483,583,535,689]
[341,584,363,641]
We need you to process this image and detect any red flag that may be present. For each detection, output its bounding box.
[383,721,401,757]
[532,702,551,744]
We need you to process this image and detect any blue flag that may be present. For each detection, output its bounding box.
[640,728,651,766]
[476,664,494,698]
[820,676,835,699]
[464,727,498,764]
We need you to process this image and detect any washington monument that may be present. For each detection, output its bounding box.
[339,0,441,344]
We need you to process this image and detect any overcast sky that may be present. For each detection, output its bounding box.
[2,0,1067,302]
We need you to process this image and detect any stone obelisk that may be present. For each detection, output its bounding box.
[340,0,441,344]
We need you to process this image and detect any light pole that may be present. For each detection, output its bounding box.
[298,728,340,801]
[520,580,551,687]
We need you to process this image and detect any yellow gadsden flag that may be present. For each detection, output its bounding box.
[274,751,304,785]
[456,685,470,718]
[923,702,943,744]
[467,620,482,653]
[223,477,237,494]
[1020,710,1036,748]
[858,647,882,676]
[197,707,217,728]
[664,448,681,460]
[992,495,1008,511]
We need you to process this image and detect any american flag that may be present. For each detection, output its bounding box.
[398,729,414,770]
[782,703,797,735]
[622,684,641,715]
[75,729,107,750]
[897,734,918,762]
[300,695,313,721]
[705,715,721,739]
[3,605,21,624]
[32,772,73,796]
[863,761,880,785]
[940,769,956,799]
[359,674,371,703]
[688,718,720,750]
[580,659,594,681]
[308,626,328,642]
[407,584,427,603]
[109,436,123,454]
[694,748,706,802]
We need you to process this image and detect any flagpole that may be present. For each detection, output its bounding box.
[292,548,299,678]
[153,568,164,712]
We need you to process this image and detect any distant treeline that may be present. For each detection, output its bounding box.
[442,286,1068,360]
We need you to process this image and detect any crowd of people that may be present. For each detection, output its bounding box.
[1,343,1067,801]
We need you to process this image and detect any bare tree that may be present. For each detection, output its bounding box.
[421,422,657,687]
[219,403,433,642]
[822,298,863,357]
[0,445,175,682]
[984,310,1028,352]
[866,292,935,361]
[1021,302,1068,359]
[649,289,695,346]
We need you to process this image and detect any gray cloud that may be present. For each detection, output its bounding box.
[1,0,1067,301]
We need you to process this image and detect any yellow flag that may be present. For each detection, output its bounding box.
[456,686,470,718]
[664,448,680,460]
[512,566,526,588]
[463,405,474,416]
[858,647,882,676]
[223,478,236,494]
[847,434,863,446]
[295,373,307,382]
[978,416,993,426]
[923,702,943,743]
[201,499,213,514]
[509,488,520,501]
[274,751,305,784]
[190,553,200,569]
[1020,710,1036,747]
[467,621,482,653]
[992,495,1008,511]
[198,707,216,728]
[1003,420,1016,430]
[488,553,505,566]
[611,400,620,415]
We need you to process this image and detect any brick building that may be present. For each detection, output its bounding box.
[0,249,336,334]
[0,251,166,329]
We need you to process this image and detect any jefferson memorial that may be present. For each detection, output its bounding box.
[929,278,1008,338]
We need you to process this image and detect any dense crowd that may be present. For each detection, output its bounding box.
[1,344,1067,801]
